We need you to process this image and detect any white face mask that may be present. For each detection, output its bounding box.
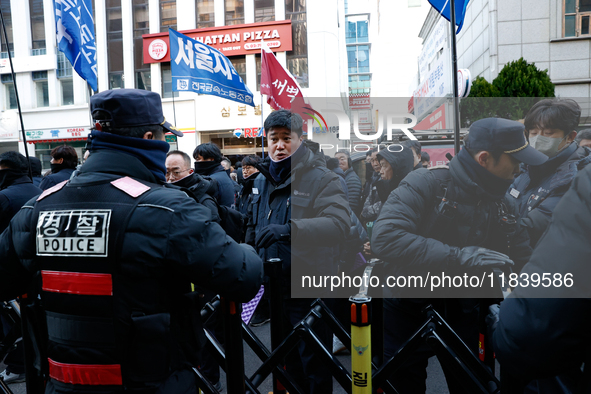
[529,134,568,158]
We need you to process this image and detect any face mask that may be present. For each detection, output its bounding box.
[529,134,568,158]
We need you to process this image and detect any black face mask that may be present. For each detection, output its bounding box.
[50,162,68,173]
[194,161,220,176]
[0,169,26,190]
[171,174,195,188]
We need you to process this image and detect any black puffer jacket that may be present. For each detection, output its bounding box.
[344,168,362,213]
[0,149,263,302]
[0,174,41,233]
[371,154,532,298]
[39,167,75,190]
[509,143,591,247]
[247,140,350,296]
[492,164,591,390]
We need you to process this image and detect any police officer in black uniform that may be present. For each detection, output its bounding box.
[371,118,547,393]
[0,89,263,394]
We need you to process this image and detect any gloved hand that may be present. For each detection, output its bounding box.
[485,304,500,339]
[255,224,291,249]
[455,246,514,269]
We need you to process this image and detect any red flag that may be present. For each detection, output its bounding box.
[260,42,305,111]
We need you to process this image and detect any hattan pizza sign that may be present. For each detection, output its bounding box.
[143,20,293,62]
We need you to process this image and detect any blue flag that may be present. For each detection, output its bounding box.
[428,0,471,33]
[54,0,98,92]
[169,28,254,107]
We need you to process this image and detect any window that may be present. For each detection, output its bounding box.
[29,0,46,52]
[348,74,371,94]
[0,0,13,55]
[33,71,49,108]
[408,0,421,6]
[196,0,215,28]
[1,74,16,110]
[160,0,176,32]
[161,63,179,98]
[134,0,150,90]
[346,15,369,44]
[564,0,591,36]
[347,45,370,73]
[254,0,274,22]
[286,0,308,88]
[61,79,74,106]
[107,0,123,89]
[231,56,247,85]
[225,0,244,26]
[57,52,73,78]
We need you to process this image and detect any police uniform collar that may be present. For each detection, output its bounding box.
[80,150,159,184]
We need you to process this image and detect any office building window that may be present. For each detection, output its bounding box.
[346,15,369,44]
[225,0,244,25]
[196,0,215,28]
[161,63,179,98]
[61,79,74,105]
[29,0,46,51]
[347,45,370,73]
[107,0,123,89]
[564,0,591,36]
[0,0,13,55]
[57,52,73,78]
[231,56,247,85]
[286,0,308,88]
[160,0,176,32]
[254,0,274,22]
[134,0,150,90]
[33,71,49,108]
[1,74,16,110]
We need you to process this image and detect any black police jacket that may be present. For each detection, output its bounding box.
[246,140,350,295]
[0,149,263,392]
[0,174,41,233]
[493,164,591,390]
[372,156,532,299]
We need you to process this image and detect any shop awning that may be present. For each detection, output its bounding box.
[27,138,87,144]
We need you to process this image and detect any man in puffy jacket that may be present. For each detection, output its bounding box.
[192,142,235,207]
[490,163,591,393]
[0,89,263,394]
[510,98,591,247]
[371,118,545,393]
[335,150,362,214]
[247,109,350,393]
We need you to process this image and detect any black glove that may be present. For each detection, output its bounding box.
[455,246,514,269]
[255,224,291,249]
[485,304,500,339]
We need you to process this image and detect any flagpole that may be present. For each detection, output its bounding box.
[449,0,461,155]
[0,6,32,180]
[260,93,265,159]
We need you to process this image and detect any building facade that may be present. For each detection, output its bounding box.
[0,0,348,168]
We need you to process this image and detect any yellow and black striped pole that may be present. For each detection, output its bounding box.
[351,295,372,394]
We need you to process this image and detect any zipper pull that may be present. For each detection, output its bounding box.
[267,209,273,220]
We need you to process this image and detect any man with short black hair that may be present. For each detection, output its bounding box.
[39,145,78,190]
[372,117,544,393]
[0,89,263,394]
[248,109,350,394]
[510,98,591,247]
[193,142,235,207]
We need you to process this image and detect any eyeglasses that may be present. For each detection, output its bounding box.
[166,168,190,178]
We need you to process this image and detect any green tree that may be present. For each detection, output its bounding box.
[460,58,555,127]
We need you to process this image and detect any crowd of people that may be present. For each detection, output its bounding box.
[0,89,589,393]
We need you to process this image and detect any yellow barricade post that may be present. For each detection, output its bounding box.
[350,295,372,394]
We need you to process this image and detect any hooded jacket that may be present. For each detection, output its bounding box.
[375,147,415,203]
[509,143,591,247]
[247,140,350,295]
[344,167,362,213]
[0,173,41,233]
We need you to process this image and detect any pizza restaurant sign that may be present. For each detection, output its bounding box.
[143,20,293,63]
